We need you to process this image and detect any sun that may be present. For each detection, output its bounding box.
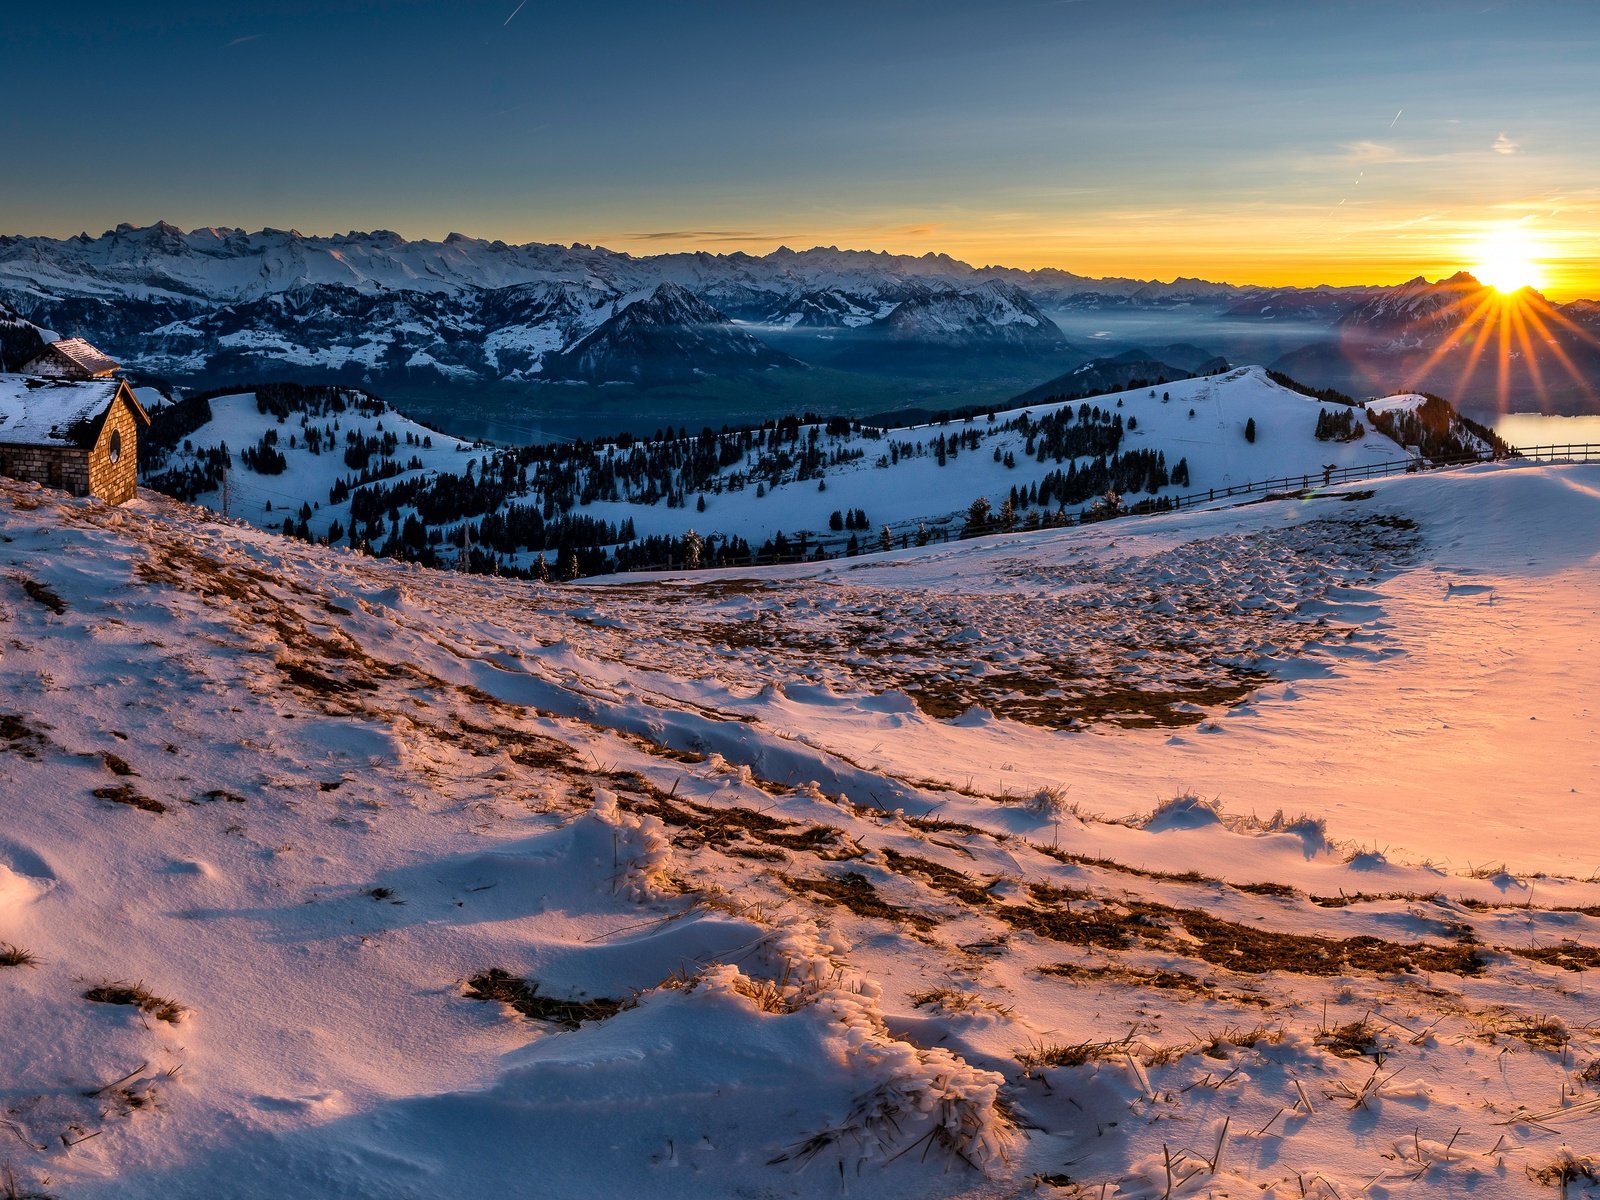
[1469,225,1547,294]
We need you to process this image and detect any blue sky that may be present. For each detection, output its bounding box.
[5,1,1599,292]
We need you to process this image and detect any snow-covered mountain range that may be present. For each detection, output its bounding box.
[0,223,1212,304]
[7,225,1599,418]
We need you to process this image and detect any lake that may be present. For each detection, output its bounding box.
[1492,412,1600,448]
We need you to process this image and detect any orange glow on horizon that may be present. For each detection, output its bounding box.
[599,212,1600,302]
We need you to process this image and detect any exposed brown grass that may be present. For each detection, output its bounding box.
[1495,1017,1570,1052]
[464,968,624,1029]
[20,578,66,614]
[1507,943,1600,972]
[1014,883,1487,976]
[99,751,136,776]
[1036,961,1269,1006]
[92,784,166,814]
[908,986,1015,1019]
[1317,1017,1384,1060]
[881,848,996,907]
[1016,1036,1134,1076]
[0,713,57,759]
[783,871,937,931]
[83,981,187,1024]
[0,943,40,968]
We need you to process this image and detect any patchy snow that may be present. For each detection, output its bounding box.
[0,457,1597,1198]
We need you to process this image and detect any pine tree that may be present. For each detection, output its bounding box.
[1244,417,1257,443]
[963,496,991,537]
[878,525,892,553]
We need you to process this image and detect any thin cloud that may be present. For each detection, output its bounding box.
[226,34,261,48]
[1343,140,1401,164]
[1493,131,1520,155]
[627,230,780,243]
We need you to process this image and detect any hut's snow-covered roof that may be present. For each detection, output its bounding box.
[0,374,125,447]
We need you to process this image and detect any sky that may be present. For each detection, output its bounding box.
[5,0,1600,297]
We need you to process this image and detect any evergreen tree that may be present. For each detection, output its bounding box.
[1244,417,1257,443]
[962,496,992,538]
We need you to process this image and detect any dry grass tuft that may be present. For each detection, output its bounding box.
[0,943,40,968]
[83,981,187,1024]
[1495,1016,1570,1052]
[92,784,166,814]
[1016,1036,1133,1076]
[0,713,57,759]
[909,986,1015,1019]
[1526,1150,1598,1188]
[1198,1023,1281,1058]
[99,751,136,776]
[1317,1017,1384,1060]
[20,578,66,615]
[464,968,625,1029]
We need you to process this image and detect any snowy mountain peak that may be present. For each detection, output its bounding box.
[540,282,803,384]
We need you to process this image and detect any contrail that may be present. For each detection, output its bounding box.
[1389,108,1403,128]
[504,0,527,25]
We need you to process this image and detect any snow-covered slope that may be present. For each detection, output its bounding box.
[2,459,1598,1198]
[144,366,1472,574]
[541,282,806,384]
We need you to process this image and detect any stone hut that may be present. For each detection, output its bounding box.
[20,337,121,380]
[0,374,151,503]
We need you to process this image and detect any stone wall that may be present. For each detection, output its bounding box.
[0,444,91,495]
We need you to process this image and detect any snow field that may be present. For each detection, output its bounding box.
[0,460,1596,1197]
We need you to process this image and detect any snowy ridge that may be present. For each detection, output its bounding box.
[1,458,1599,1197]
[142,366,1472,575]
[0,224,1235,304]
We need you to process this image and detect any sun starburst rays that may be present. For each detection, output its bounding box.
[1396,280,1600,415]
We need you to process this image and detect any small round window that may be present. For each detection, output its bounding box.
[108,429,123,463]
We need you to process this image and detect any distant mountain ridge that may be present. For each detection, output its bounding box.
[5,223,1598,416]
[0,222,1235,304]
[542,283,807,384]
